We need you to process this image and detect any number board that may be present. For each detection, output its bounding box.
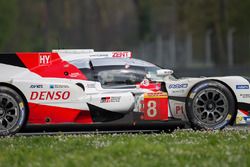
[143,92,168,121]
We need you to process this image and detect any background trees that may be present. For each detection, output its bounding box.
[0,0,250,67]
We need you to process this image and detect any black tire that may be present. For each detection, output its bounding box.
[0,86,27,136]
[186,81,236,130]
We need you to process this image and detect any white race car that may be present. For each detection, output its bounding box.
[0,49,249,135]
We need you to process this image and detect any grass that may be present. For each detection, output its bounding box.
[0,130,249,167]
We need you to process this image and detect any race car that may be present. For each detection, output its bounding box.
[0,49,249,135]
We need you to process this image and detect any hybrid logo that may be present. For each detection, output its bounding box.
[39,54,51,65]
[236,85,249,89]
[169,84,188,89]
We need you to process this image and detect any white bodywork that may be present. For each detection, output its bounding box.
[0,49,249,126]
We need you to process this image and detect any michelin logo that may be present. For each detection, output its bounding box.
[244,116,250,123]
[169,84,188,89]
[236,85,249,89]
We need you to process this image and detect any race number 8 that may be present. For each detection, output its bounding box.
[147,100,157,117]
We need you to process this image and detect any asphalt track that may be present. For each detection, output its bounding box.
[16,125,250,136]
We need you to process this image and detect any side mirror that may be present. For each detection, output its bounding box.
[156,69,173,77]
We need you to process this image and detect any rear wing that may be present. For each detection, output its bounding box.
[52,49,132,61]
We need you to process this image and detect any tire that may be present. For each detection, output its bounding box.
[0,86,27,136]
[186,81,236,130]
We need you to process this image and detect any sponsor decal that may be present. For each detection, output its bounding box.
[169,84,188,89]
[240,94,250,98]
[144,92,168,98]
[112,52,131,58]
[141,79,150,87]
[236,116,243,124]
[101,97,111,103]
[39,53,51,66]
[172,89,185,94]
[69,72,81,78]
[30,91,70,100]
[236,85,249,89]
[244,116,250,123]
[175,105,184,115]
[100,96,121,103]
[49,85,70,89]
[30,85,43,88]
[90,54,109,57]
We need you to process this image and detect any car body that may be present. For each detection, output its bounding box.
[0,49,249,135]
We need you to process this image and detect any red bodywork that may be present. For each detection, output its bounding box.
[28,103,93,124]
[17,52,87,80]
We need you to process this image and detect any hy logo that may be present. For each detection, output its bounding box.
[39,54,51,66]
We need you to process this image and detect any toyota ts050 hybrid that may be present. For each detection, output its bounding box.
[0,49,250,135]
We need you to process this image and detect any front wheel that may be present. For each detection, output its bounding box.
[186,81,236,130]
[0,86,27,136]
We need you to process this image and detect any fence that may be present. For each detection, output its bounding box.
[133,29,250,72]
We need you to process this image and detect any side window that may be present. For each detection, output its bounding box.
[93,66,146,87]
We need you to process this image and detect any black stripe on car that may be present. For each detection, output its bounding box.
[0,53,26,68]
[87,103,124,122]
[168,96,186,102]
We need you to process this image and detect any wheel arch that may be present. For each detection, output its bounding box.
[186,79,238,125]
[0,82,30,128]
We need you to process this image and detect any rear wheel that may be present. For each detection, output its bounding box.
[0,86,27,136]
[186,81,236,130]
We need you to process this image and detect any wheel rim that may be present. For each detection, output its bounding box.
[193,88,229,126]
[0,93,20,131]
